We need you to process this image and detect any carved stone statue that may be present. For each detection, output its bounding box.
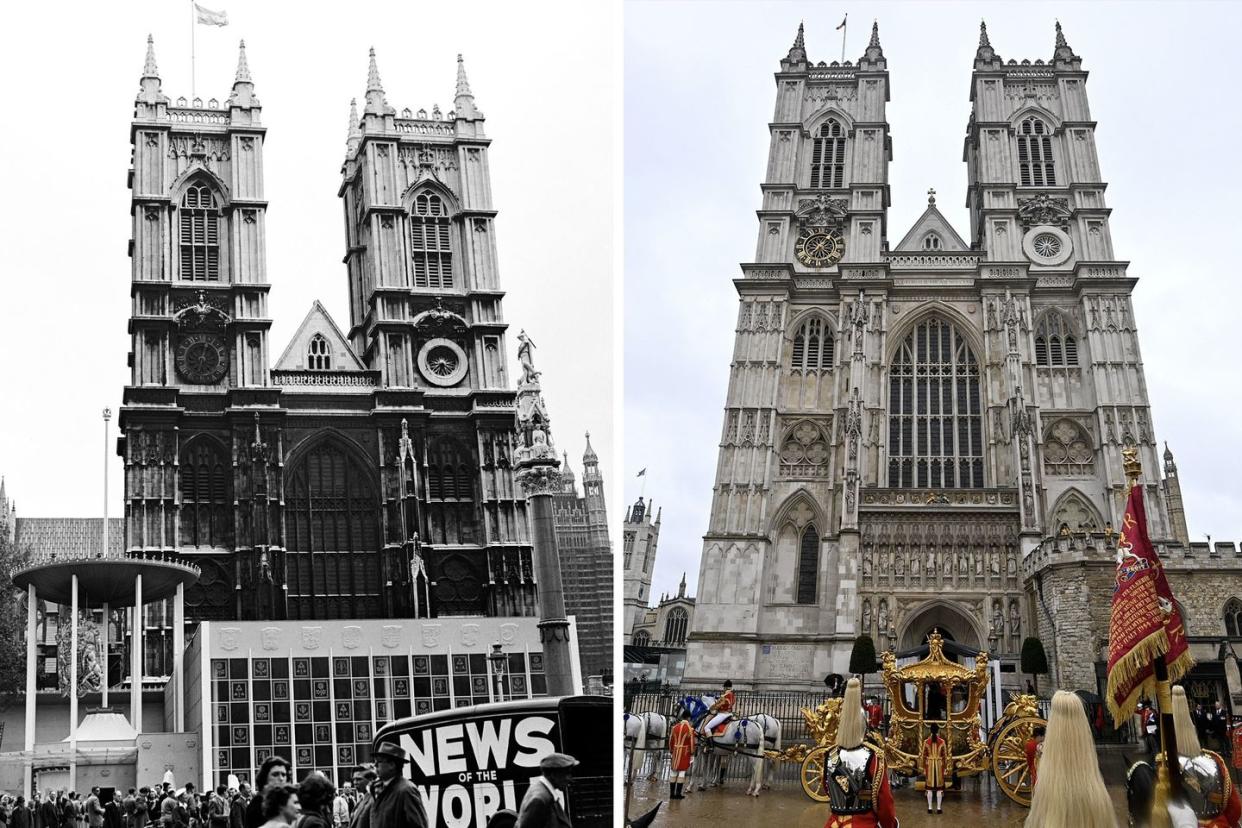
[861,599,872,634]
[911,551,921,579]
[1007,550,1018,576]
[516,329,540,384]
[877,600,889,635]
[1009,601,1021,635]
[991,601,1004,636]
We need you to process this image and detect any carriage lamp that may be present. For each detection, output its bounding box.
[488,642,507,703]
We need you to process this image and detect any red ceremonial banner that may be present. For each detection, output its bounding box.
[1105,485,1193,727]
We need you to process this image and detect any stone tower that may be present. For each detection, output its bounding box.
[684,21,1177,691]
[1162,444,1190,547]
[622,496,661,641]
[119,41,538,623]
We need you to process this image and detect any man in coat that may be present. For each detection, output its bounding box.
[366,743,427,828]
[918,723,949,815]
[85,790,104,828]
[38,792,57,828]
[516,754,576,828]
[668,712,694,801]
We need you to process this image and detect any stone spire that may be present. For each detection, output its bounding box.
[363,47,392,116]
[583,430,599,464]
[143,34,160,79]
[1161,442,1190,546]
[229,39,257,108]
[786,21,807,64]
[345,97,361,156]
[453,53,481,120]
[235,39,252,83]
[975,20,1001,69]
[678,572,686,598]
[138,34,165,104]
[1163,441,1177,474]
[859,19,885,69]
[1052,20,1081,69]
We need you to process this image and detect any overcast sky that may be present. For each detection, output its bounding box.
[0,2,615,520]
[624,1,1242,605]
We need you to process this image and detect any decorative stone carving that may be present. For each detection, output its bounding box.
[301,627,323,650]
[795,195,849,228]
[261,627,280,650]
[342,626,362,650]
[421,624,442,648]
[779,419,832,478]
[1016,194,1071,230]
[382,625,403,648]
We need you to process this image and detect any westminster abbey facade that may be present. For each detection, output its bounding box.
[119,40,539,626]
[686,21,1242,701]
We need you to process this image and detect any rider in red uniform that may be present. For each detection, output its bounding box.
[704,680,735,734]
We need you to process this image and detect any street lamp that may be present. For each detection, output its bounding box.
[488,642,507,703]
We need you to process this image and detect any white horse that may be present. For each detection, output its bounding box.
[623,710,671,780]
[679,694,782,797]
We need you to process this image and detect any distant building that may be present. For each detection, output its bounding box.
[622,496,661,640]
[625,574,695,687]
[552,435,613,682]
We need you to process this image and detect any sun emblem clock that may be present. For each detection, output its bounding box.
[175,333,229,384]
[795,226,846,267]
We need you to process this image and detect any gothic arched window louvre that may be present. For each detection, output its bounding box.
[797,524,818,605]
[1017,117,1056,187]
[307,334,331,370]
[791,317,834,371]
[1035,312,1078,367]
[179,184,221,281]
[664,607,689,644]
[410,191,454,289]
[888,317,984,488]
[179,438,233,548]
[1226,598,1242,638]
[810,118,846,189]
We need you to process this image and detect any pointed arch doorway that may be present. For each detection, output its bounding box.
[898,600,984,651]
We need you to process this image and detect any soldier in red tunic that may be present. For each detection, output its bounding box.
[668,710,695,800]
[821,678,898,828]
[704,680,736,734]
[919,722,949,815]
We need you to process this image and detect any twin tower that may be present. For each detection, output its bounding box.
[121,38,545,626]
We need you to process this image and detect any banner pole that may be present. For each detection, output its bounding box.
[1124,447,1182,825]
[840,15,847,63]
[190,0,196,99]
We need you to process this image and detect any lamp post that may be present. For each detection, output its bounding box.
[488,642,507,703]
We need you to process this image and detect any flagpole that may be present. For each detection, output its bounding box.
[1125,447,1182,826]
[190,0,196,99]
[840,14,848,63]
[639,473,646,501]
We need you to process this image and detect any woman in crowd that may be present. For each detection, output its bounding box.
[293,774,334,828]
[257,788,298,828]
[1025,690,1117,828]
[244,758,290,828]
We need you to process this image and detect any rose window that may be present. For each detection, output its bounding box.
[425,346,459,377]
[1032,233,1062,258]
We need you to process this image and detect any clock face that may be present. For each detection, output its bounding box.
[175,333,229,384]
[795,227,846,267]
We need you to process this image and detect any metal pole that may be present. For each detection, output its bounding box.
[70,574,79,792]
[102,602,110,708]
[24,584,36,796]
[174,581,185,731]
[133,573,143,733]
[190,0,196,100]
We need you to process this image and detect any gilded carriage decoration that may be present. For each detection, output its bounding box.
[770,632,1046,807]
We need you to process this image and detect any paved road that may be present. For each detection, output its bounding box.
[624,748,1138,827]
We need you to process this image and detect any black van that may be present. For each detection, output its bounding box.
[372,695,611,828]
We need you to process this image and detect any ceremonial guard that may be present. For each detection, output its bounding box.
[704,680,735,734]
[919,722,949,815]
[1026,691,1116,828]
[669,710,695,800]
[821,678,898,828]
[1023,726,1045,787]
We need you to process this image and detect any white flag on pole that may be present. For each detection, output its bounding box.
[195,4,229,26]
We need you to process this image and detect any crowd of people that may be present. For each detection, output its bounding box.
[0,741,580,828]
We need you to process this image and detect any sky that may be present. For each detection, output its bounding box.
[0,1,615,519]
[624,1,1242,605]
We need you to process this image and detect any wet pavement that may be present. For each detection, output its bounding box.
[624,747,1138,827]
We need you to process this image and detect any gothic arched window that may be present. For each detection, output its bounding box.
[285,442,382,619]
[664,607,689,644]
[179,184,221,281]
[410,191,454,289]
[810,119,846,189]
[1044,420,1095,476]
[307,334,331,370]
[1034,312,1078,367]
[179,438,233,548]
[797,525,818,605]
[1017,117,1056,187]
[791,317,834,371]
[922,234,943,251]
[632,629,651,646]
[1225,599,1242,638]
[427,438,475,501]
[888,317,984,488]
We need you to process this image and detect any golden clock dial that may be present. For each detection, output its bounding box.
[795,227,845,267]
